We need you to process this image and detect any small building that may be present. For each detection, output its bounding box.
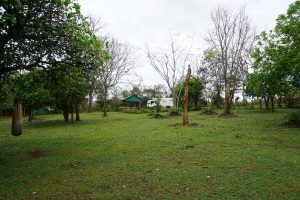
[120,95,143,111]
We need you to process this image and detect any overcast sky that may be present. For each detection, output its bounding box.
[78,0,295,88]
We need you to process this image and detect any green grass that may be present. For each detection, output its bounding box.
[0,109,299,200]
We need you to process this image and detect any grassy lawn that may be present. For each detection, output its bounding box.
[0,109,299,200]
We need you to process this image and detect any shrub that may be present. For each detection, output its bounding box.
[285,110,300,126]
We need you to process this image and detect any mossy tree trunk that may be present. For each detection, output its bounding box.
[11,99,23,136]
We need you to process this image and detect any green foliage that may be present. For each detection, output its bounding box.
[48,68,90,111]
[9,70,50,111]
[143,84,166,99]
[244,72,264,98]
[0,78,13,113]
[275,0,300,89]
[245,1,300,109]
[0,0,107,82]
[175,78,204,110]
[285,110,300,126]
[155,101,162,114]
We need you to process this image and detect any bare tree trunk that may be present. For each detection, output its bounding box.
[171,89,178,112]
[278,96,282,108]
[28,109,32,122]
[207,98,212,112]
[287,94,293,108]
[87,90,93,113]
[11,99,23,136]
[63,106,69,122]
[259,98,262,110]
[75,104,80,121]
[264,97,270,110]
[224,88,232,114]
[271,97,275,112]
[70,104,74,123]
[103,90,108,117]
[183,66,191,125]
[216,89,222,109]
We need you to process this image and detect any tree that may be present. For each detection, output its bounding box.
[96,38,135,117]
[48,68,90,122]
[244,72,266,109]
[9,70,50,122]
[130,85,143,97]
[146,33,192,113]
[0,77,13,116]
[275,0,300,90]
[205,6,255,115]
[86,16,105,113]
[0,0,82,80]
[196,49,224,112]
[0,0,104,135]
[143,84,166,99]
[246,31,293,111]
[245,1,300,111]
[175,78,203,111]
[183,65,191,125]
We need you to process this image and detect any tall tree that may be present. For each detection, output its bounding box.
[0,0,82,80]
[86,16,105,113]
[275,0,300,90]
[54,71,89,122]
[0,0,105,135]
[146,34,192,113]
[0,0,85,135]
[205,6,255,115]
[198,49,224,111]
[96,38,135,117]
[245,1,300,111]
[248,31,292,111]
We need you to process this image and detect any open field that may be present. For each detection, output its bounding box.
[0,110,299,200]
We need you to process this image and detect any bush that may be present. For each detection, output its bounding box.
[285,110,300,126]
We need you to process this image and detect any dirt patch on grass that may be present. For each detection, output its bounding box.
[30,118,49,122]
[169,111,181,116]
[219,113,237,118]
[183,145,195,149]
[28,150,47,159]
[169,122,199,127]
[201,110,217,115]
[60,162,79,169]
[153,114,166,119]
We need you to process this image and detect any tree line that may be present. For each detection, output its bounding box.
[147,1,299,115]
[0,0,135,135]
[0,0,299,136]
